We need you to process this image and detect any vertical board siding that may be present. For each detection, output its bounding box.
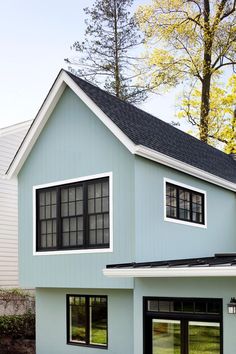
[0,122,31,287]
[134,156,236,262]
[18,88,134,289]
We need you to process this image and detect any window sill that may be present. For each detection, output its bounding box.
[67,342,108,350]
[164,216,207,229]
[33,247,113,256]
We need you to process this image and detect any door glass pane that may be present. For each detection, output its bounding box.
[152,319,181,354]
[189,321,220,354]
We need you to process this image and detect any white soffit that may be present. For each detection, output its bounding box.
[103,266,236,278]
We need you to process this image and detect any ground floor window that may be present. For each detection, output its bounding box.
[67,295,108,348]
[144,297,222,354]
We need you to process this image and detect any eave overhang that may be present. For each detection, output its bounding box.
[5,69,236,192]
[103,266,236,278]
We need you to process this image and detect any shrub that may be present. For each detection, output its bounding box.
[0,312,35,339]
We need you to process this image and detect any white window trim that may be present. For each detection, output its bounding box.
[33,171,113,255]
[163,177,207,228]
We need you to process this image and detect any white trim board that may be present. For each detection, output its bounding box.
[103,266,236,278]
[33,171,113,256]
[5,70,236,192]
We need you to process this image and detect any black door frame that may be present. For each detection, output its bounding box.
[143,297,223,354]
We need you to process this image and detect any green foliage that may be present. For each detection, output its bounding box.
[0,289,35,340]
[178,75,236,153]
[0,313,35,339]
[137,0,236,144]
[66,0,148,104]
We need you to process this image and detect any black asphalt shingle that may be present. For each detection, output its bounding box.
[67,71,236,183]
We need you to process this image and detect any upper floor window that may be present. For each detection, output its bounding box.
[165,180,206,226]
[36,176,110,252]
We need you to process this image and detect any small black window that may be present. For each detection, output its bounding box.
[67,295,108,348]
[166,182,205,225]
[36,177,110,251]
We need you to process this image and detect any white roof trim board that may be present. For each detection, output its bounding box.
[103,266,236,278]
[5,70,236,192]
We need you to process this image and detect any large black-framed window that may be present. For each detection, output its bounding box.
[67,295,108,348]
[36,177,110,251]
[165,182,205,225]
[144,297,223,354]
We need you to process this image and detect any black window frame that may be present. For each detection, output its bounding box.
[66,294,108,349]
[143,296,223,354]
[36,177,110,252]
[165,182,205,225]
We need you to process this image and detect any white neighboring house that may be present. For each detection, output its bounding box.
[0,121,31,288]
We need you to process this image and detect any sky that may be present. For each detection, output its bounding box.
[0,0,177,129]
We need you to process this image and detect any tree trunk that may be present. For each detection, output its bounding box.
[200,0,212,143]
[113,0,121,98]
[200,73,211,142]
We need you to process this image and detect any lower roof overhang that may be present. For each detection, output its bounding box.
[103,266,236,278]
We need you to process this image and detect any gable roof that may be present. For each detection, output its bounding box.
[6,69,236,191]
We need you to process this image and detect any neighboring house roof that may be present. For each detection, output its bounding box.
[0,121,32,176]
[103,254,236,278]
[6,70,236,191]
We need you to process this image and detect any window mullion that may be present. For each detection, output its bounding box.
[190,191,193,223]
[57,187,61,250]
[202,194,205,225]
[176,187,180,220]
[36,190,40,251]
[86,296,90,345]
[84,182,88,249]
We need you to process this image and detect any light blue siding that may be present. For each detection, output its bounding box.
[36,288,133,354]
[18,87,134,289]
[134,156,236,261]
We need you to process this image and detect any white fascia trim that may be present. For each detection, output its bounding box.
[135,145,236,192]
[6,72,67,179]
[163,177,207,229]
[33,171,113,256]
[103,266,236,278]
[6,71,136,179]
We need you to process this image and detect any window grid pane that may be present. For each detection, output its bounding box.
[88,180,109,247]
[166,183,204,225]
[38,189,57,249]
[37,177,110,251]
[68,295,107,347]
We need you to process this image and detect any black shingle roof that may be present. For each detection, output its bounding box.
[106,254,236,269]
[67,71,236,183]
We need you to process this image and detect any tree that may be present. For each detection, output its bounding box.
[65,0,148,104]
[137,0,236,142]
[178,75,236,153]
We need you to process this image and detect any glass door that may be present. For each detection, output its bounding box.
[145,297,222,354]
[188,321,220,354]
[152,319,181,354]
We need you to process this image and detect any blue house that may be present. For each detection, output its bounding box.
[7,69,236,354]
